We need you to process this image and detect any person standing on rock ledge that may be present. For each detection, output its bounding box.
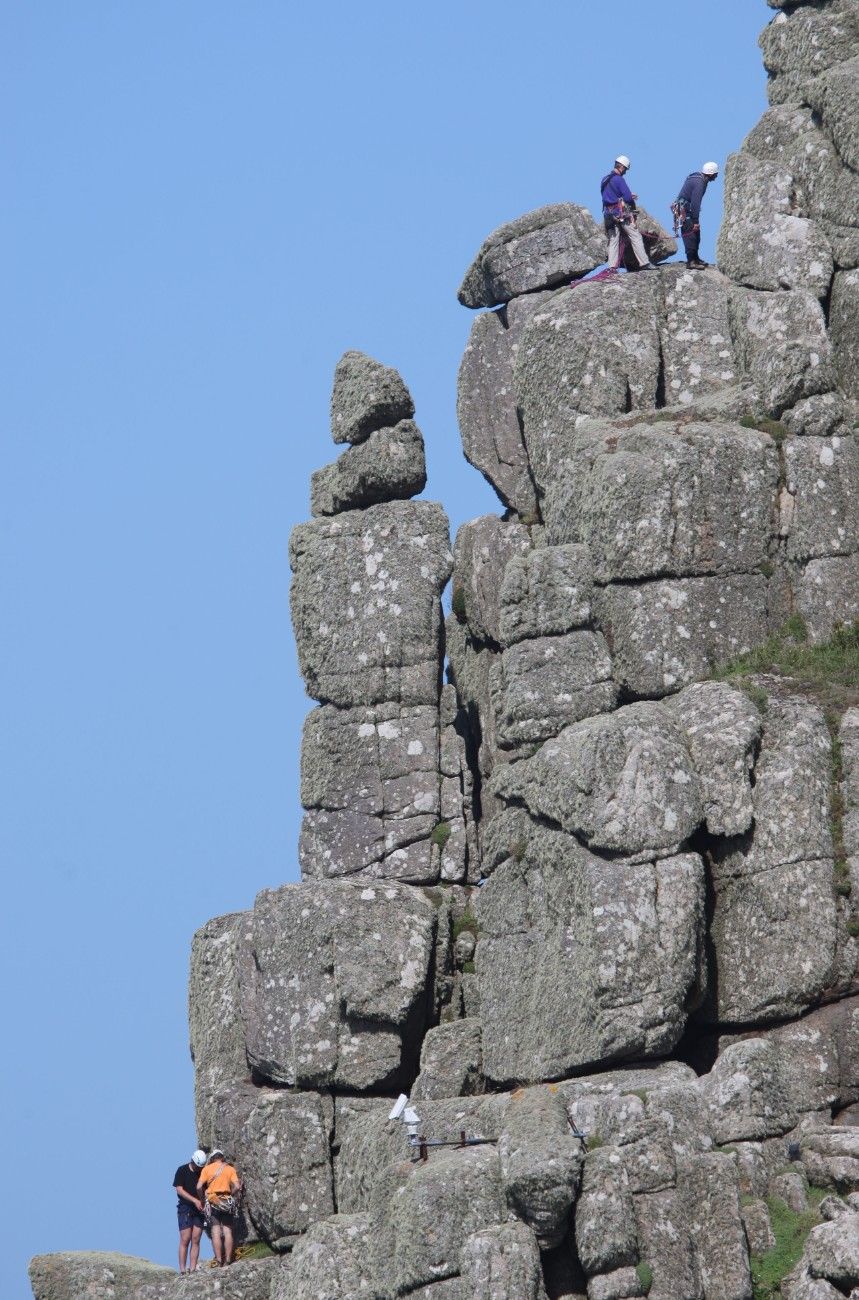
[173,1149,207,1273]
[674,161,719,268]
[197,1147,243,1268]
[600,155,656,272]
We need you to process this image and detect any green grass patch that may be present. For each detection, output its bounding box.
[462,960,476,975]
[452,909,479,942]
[451,584,467,623]
[431,821,452,849]
[713,618,859,718]
[585,1132,603,1152]
[636,1262,654,1295]
[750,1189,828,1299]
[739,415,789,443]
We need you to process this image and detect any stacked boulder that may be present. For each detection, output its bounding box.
[28,2,859,1299]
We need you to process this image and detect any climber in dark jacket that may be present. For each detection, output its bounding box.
[676,162,719,268]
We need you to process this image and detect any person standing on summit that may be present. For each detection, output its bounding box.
[675,162,719,268]
[600,155,655,272]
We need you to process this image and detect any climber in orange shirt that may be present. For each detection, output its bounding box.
[196,1148,243,1267]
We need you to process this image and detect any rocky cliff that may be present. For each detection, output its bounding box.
[30,1,859,1297]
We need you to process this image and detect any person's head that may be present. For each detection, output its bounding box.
[191,1149,207,1168]
[702,161,719,182]
[614,155,631,175]
[208,1148,225,1163]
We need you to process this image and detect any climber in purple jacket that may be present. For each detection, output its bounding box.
[675,162,719,268]
[600,155,655,272]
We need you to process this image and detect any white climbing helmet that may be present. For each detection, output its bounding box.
[192,1150,207,1166]
[615,155,631,170]
[702,161,719,176]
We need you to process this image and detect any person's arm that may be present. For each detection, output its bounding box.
[617,176,636,205]
[175,1182,204,1210]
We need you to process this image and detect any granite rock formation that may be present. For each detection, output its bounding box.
[30,1,859,1297]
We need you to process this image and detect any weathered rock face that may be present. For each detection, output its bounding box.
[290,499,452,709]
[236,880,437,1090]
[28,1254,175,1300]
[475,826,705,1082]
[34,9,859,1300]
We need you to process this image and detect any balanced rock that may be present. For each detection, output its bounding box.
[330,350,415,445]
[458,204,606,309]
[311,419,427,515]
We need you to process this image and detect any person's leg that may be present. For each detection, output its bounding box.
[211,1220,225,1265]
[682,218,700,263]
[222,1222,235,1265]
[178,1226,192,1272]
[624,222,651,268]
[606,219,622,269]
[190,1224,203,1271]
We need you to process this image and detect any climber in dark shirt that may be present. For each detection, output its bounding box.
[676,162,719,268]
[174,1150,207,1273]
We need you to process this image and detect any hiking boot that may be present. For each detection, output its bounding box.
[687,259,708,269]
[638,262,657,270]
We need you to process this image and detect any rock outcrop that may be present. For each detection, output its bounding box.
[30,2,859,1297]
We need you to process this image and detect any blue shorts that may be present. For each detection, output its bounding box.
[178,1203,205,1231]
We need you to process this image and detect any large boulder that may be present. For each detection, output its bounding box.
[575,1148,638,1276]
[805,1214,859,1289]
[499,544,594,645]
[760,3,859,105]
[804,53,859,171]
[541,421,778,582]
[783,433,859,561]
[138,1258,281,1299]
[189,912,248,1146]
[497,1086,584,1249]
[495,631,616,750]
[273,1213,375,1300]
[236,880,436,1090]
[717,153,833,298]
[659,267,738,406]
[460,1220,548,1300]
[830,269,859,398]
[290,500,452,707]
[458,204,606,309]
[452,516,533,646]
[456,295,551,516]
[28,1254,175,1300]
[595,573,769,697]
[707,693,837,1024]
[664,682,760,838]
[712,996,859,1141]
[493,703,703,858]
[311,420,427,515]
[728,284,835,414]
[794,554,859,642]
[369,1146,506,1295]
[475,826,705,1083]
[513,276,662,494]
[299,702,441,883]
[330,351,415,445]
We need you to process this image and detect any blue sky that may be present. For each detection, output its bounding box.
[3,2,767,1294]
